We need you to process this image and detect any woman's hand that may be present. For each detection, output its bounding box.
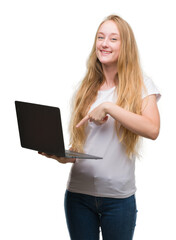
[76,103,108,128]
[38,152,76,164]
[76,95,160,140]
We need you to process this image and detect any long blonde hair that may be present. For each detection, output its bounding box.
[69,15,144,157]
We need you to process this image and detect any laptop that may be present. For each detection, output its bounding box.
[15,101,102,159]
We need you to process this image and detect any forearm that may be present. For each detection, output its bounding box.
[104,102,159,140]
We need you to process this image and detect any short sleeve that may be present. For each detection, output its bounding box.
[142,76,161,102]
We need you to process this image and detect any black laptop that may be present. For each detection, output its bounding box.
[15,101,102,159]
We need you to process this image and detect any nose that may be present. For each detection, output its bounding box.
[102,37,108,47]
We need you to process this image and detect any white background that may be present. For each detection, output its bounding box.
[0,0,175,239]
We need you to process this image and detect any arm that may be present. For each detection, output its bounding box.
[76,94,160,140]
[105,95,160,139]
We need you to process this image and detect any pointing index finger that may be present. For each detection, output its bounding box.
[76,115,90,128]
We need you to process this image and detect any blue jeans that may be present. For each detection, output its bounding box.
[64,190,137,240]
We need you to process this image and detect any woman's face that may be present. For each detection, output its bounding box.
[96,20,121,67]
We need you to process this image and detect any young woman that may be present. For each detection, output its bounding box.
[40,15,161,240]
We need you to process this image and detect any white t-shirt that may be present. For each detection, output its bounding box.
[66,76,161,198]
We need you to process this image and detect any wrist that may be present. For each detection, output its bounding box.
[103,102,113,115]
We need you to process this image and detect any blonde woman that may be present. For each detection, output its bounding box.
[41,15,161,240]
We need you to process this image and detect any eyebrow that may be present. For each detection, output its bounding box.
[98,32,119,36]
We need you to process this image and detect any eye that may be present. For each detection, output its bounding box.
[97,36,104,40]
[111,38,117,41]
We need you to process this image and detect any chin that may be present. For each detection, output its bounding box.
[97,56,117,66]
[99,60,115,66]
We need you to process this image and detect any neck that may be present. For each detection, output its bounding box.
[101,64,118,89]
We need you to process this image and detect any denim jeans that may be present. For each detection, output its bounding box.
[64,190,137,240]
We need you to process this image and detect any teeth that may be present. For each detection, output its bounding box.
[101,50,111,54]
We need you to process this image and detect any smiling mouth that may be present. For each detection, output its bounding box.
[100,50,112,55]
